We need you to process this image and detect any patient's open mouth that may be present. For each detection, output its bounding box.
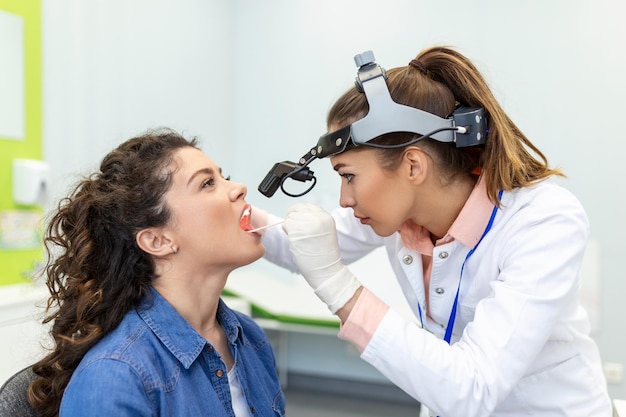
[240,205,253,231]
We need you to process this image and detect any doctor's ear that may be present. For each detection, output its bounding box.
[136,228,175,256]
[402,147,429,182]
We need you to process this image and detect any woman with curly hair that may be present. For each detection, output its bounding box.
[28,128,285,416]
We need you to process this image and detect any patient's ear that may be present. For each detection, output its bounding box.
[136,228,172,257]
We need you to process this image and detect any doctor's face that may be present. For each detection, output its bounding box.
[331,147,414,237]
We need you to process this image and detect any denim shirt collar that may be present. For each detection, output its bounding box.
[137,287,244,369]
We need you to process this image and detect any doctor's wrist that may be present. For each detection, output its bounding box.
[336,286,364,323]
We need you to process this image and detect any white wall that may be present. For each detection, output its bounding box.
[42,0,626,399]
[42,0,233,201]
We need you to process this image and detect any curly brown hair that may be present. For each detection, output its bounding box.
[327,46,563,205]
[28,128,199,417]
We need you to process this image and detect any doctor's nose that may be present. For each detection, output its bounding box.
[339,188,355,208]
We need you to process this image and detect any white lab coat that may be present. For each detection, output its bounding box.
[262,179,612,416]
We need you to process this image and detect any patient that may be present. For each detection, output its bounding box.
[28,128,285,416]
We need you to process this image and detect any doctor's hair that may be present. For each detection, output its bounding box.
[28,128,199,417]
[327,46,563,204]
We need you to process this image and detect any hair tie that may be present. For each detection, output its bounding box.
[409,59,428,75]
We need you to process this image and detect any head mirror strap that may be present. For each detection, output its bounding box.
[351,51,456,145]
[314,125,353,158]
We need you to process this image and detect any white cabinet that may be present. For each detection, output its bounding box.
[0,283,50,384]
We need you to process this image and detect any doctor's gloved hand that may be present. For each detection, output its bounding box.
[283,203,362,314]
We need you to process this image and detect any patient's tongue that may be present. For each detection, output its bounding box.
[240,206,253,231]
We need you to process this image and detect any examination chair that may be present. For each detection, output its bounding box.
[0,366,39,417]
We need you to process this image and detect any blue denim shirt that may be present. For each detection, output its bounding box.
[60,287,285,416]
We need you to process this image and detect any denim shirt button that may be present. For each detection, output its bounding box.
[250,406,256,413]
[215,369,224,377]
[207,345,214,351]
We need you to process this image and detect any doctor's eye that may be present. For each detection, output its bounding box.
[339,173,354,184]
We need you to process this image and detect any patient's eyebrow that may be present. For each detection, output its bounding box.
[187,167,214,186]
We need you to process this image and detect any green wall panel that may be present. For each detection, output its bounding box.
[0,0,43,286]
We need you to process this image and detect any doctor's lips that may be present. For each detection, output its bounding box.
[355,215,370,225]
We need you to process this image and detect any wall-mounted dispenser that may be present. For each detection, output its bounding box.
[12,159,49,206]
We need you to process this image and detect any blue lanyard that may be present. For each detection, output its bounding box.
[417,190,502,343]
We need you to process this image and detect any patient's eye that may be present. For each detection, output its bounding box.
[201,177,216,189]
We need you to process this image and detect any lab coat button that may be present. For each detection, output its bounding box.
[402,255,413,264]
[435,287,444,295]
[438,251,449,259]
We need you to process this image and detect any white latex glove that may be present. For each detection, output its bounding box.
[283,203,361,314]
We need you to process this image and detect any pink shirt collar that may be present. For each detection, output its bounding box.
[398,178,494,254]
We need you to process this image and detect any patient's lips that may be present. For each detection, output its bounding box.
[240,205,253,231]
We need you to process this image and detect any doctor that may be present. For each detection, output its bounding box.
[257,47,612,416]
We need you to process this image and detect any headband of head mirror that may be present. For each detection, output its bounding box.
[313,50,487,159]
